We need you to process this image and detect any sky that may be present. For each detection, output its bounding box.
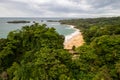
[0,0,120,18]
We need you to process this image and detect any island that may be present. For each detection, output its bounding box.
[47,20,58,22]
[7,20,30,23]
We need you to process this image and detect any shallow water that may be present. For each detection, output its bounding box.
[0,18,76,38]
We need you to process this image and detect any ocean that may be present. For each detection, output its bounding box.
[0,17,76,38]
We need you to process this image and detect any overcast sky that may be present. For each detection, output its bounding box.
[0,0,120,18]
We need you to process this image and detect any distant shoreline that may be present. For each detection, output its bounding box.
[64,25,84,49]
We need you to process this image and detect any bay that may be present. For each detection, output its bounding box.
[0,17,75,38]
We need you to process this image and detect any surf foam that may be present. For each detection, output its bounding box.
[64,25,80,44]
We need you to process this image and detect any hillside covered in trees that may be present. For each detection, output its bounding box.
[60,17,120,80]
[0,16,120,80]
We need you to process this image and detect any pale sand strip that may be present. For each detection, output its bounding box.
[64,25,84,49]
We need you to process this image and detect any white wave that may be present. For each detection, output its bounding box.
[69,25,74,28]
[64,25,80,44]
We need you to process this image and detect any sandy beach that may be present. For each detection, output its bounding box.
[64,25,84,49]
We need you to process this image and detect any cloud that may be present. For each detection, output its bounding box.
[0,0,120,17]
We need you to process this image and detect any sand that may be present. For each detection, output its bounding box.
[64,25,84,49]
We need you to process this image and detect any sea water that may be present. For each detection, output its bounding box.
[0,18,76,41]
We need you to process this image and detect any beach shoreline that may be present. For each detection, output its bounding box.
[64,25,84,49]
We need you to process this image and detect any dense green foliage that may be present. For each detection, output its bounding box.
[0,23,74,80]
[60,17,120,80]
[0,17,120,80]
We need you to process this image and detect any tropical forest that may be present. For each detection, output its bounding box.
[0,17,120,80]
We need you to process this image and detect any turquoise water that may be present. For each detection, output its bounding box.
[0,18,75,38]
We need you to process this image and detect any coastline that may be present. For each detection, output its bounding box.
[64,25,84,49]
